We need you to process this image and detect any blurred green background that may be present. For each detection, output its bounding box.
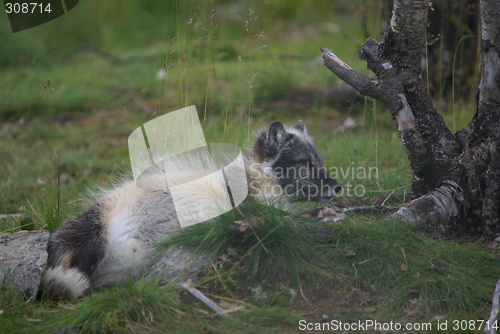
[0,0,370,118]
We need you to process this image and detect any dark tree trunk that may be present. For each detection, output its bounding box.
[321,0,499,236]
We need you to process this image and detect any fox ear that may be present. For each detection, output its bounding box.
[292,120,306,133]
[264,121,292,156]
[266,121,288,143]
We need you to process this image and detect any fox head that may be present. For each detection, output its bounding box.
[251,120,341,202]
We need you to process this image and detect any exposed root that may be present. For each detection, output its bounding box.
[393,180,464,235]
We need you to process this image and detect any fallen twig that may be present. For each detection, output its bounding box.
[180,283,228,317]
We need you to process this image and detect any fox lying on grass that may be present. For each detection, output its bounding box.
[42,120,341,299]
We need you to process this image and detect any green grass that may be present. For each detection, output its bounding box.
[2,211,498,333]
[43,280,187,334]
[157,201,336,286]
[0,0,370,119]
[0,0,490,333]
[157,203,500,318]
[329,217,500,317]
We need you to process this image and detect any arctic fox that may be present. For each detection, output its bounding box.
[42,120,341,298]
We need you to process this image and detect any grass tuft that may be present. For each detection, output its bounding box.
[25,154,63,232]
[44,280,186,334]
[157,201,334,286]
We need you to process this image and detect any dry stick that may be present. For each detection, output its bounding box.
[320,47,381,101]
[320,47,415,130]
[180,283,228,317]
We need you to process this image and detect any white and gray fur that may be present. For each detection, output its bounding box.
[42,120,340,299]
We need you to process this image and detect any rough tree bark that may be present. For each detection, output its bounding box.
[321,0,499,236]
